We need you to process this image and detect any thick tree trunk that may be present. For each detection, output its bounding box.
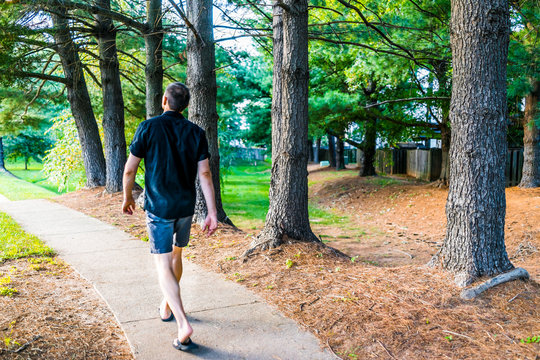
[97,0,127,193]
[314,137,321,163]
[247,0,318,253]
[52,11,106,188]
[187,0,232,225]
[438,0,514,286]
[519,79,540,188]
[145,0,163,119]
[360,118,376,176]
[336,137,345,170]
[327,134,336,167]
[438,120,451,185]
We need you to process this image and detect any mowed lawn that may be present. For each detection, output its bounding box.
[0,160,81,200]
[221,161,348,230]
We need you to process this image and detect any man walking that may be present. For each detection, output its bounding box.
[122,82,218,351]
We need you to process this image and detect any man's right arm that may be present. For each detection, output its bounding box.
[197,159,218,236]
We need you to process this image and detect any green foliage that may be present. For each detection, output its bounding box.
[42,112,85,192]
[0,286,18,297]
[520,336,540,344]
[0,212,55,262]
[285,259,294,269]
[4,129,53,168]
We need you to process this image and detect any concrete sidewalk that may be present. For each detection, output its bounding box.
[0,197,332,360]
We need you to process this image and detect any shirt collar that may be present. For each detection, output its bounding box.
[163,110,185,119]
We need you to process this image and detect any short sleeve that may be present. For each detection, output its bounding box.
[197,130,211,162]
[130,123,146,158]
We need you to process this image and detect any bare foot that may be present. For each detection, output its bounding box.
[177,322,193,344]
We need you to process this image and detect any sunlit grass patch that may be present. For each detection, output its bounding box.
[221,161,351,230]
[0,173,57,200]
[0,212,55,262]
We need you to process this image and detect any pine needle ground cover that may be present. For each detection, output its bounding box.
[0,212,132,358]
[56,168,540,359]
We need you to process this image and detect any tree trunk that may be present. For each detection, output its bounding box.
[145,0,163,119]
[247,0,318,253]
[0,137,5,171]
[438,120,451,185]
[314,137,321,163]
[439,0,514,286]
[336,136,345,170]
[187,0,232,225]
[307,138,313,162]
[519,79,540,188]
[52,11,106,188]
[97,0,127,193]
[327,134,336,167]
[360,118,376,176]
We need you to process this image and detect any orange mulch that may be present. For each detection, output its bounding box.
[0,257,133,359]
[54,170,540,360]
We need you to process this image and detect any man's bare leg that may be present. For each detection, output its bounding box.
[154,253,192,343]
[161,246,183,318]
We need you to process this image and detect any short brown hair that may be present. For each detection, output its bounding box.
[165,82,190,111]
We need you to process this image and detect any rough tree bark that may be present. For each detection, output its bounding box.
[336,136,345,170]
[186,0,232,225]
[145,0,163,119]
[519,78,540,188]
[360,117,377,176]
[360,82,377,177]
[314,137,321,163]
[327,134,336,167]
[246,0,318,253]
[52,11,106,187]
[96,0,127,193]
[438,120,451,185]
[437,0,514,286]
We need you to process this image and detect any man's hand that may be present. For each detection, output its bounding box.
[122,197,136,215]
[202,213,218,236]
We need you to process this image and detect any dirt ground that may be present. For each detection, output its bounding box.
[55,167,540,360]
[0,257,133,359]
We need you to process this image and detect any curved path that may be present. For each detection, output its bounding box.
[0,196,332,360]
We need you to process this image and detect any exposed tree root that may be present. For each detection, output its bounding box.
[460,268,530,300]
[241,232,351,262]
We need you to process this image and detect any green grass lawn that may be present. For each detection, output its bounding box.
[221,160,349,229]
[0,212,55,262]
[0,173,58,201]
[1,160,79,200]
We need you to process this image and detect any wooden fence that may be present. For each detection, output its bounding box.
[506,148,523,187]
[376,148,523,186]
[316,148,357,164]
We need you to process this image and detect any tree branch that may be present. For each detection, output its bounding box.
[13,71,69,85]
[166,0,204,44]
[364,96,450,108]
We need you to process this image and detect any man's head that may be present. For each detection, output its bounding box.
[162,82,190,112]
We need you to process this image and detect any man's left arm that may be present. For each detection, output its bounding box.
[122,154,142,215]
[197,159,218,236]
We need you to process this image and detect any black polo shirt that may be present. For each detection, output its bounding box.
[129,111,210,219]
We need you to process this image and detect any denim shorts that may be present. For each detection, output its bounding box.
[145,211,193,254]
